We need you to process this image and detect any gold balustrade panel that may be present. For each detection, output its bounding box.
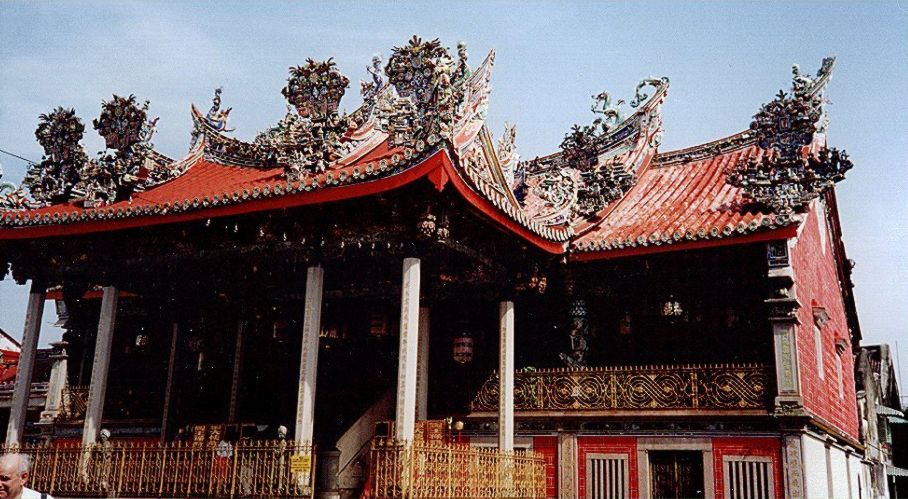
[471,363,771,412]
[369,438,546,499]
[1,440,314,498]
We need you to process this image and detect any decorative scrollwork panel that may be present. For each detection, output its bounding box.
[470,364,770,412]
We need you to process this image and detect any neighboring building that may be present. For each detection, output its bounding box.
[0,327,21,352]
[0,38,864,498]
[857,344,908,498]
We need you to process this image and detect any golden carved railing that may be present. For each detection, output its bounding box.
[58,384,89,421]
[470,363,771,412]
[2,440,314,498]
[368,438,546,499]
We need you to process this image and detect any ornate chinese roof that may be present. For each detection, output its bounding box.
[571,138,798,258]
[0,42,851,259]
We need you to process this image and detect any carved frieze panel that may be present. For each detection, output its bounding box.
[471,364,770,412]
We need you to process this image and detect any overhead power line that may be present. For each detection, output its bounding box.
[0,147,37,165]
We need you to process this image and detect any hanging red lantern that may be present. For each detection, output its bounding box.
[369,313,388,339]
[452,332,474,364]
[619,312,633,335]
[272,319,289,341]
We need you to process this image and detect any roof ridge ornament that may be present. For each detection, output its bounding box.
[630,77,669,108]
[254,59,354,180]
[22,107,89,204]
[381,35,458,147]
[204,87,234,132]
[21,96,160,208]
[81,94,159,207]
[0,165,35,210]
[725,56,852,216]
[359,54,385,109]
[557,85,647,219]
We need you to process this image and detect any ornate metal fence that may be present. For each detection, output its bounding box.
[470,363,771,412]
[368,438,546,499]
[1,440,314,498]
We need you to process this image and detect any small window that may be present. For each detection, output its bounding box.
[814,326,825,380]
[724,456,774,499]
[836,356,844,399]
[587,453,629,499]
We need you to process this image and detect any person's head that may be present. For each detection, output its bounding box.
[277,426,288,439]
[0,453,29,498]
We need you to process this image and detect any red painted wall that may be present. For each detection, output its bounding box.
[789,200,860,439]
[577,437,638,499]
[712,437,784,499]
[533,436,558,498]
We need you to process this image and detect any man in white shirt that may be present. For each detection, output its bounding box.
[0,453,52,499]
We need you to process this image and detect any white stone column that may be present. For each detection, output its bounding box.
[5,281,46,445]
[82,285,119,446]
[228,320,245,423]
[394,257,420,443]
[498,300,515,451]
[295,266,324,445]
[160,323,179,443]
[40,341,68,423]
[415,307,430,421]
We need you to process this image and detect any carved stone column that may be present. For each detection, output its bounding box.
[82,285,119,446]
[394,257,420,443]
[765,241,805,414]
[6,280,46,445]
[558,432,578,499]
[415,307,430,421]
[498,300,515,451]
[39,341,69,423]
[782,433,806,499]
[295,266,324,446]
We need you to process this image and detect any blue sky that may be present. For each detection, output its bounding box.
[1,2,906,392]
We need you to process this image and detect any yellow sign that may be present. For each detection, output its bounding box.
[290,454,312,474]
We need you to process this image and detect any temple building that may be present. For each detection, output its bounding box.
[0,37,868,498]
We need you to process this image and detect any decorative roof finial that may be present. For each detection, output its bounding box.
[282,58,350,119]
[726,56,851,215]
[360,54,384,104]
[383,36,456,146]
[205,87,234,132]
[23,107,89,204]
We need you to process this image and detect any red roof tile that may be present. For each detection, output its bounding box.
[570,143,795,258]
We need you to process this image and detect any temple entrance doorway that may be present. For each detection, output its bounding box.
[649,451,705,499]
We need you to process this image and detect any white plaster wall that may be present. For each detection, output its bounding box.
[829,448,850,498]
[802,435,829,499]
[848,457,866,499]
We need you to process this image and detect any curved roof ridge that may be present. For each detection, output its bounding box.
[654,130,756,166]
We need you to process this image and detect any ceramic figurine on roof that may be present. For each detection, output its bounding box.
[80,94,159,207]
[726,57,852,216]
[558,91,637,219]
[204,87,233,133]
[0,166,34,210]
[383,36,457,147]
[359,54,385,108]
[261,59,354,179]
[519,76,668,229]
[22,107,89,204]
